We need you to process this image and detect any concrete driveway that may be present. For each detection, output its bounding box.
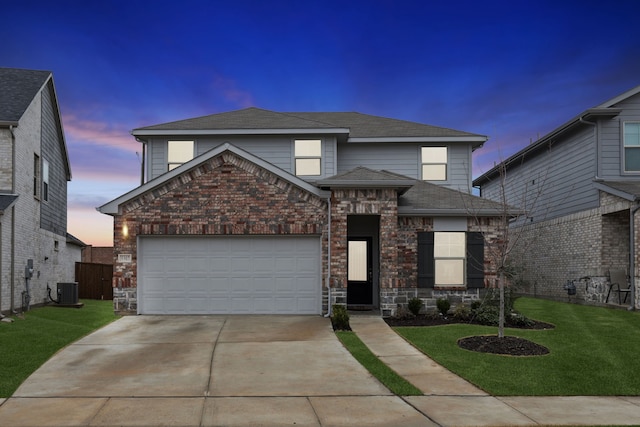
[0,315,436,426]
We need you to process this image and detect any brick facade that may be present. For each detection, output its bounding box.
[82,246,114,265]
[110,149,504,316]
[509,191,637,306]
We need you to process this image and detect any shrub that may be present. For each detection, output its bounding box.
[507,312,535,328]
[407,297,423,316]
[331,304,351,331]
[436,298,451,317]
[470,300,482,311]
[473,304,500,326]
[453,303,472,321]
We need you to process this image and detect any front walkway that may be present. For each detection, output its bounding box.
[350,316,640,426]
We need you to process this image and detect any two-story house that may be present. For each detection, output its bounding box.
[99,108,508,316]
[0,67,82,315]
[474,85,640,308]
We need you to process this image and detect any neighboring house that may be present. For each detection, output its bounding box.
[81,245,114,265]
[474,85,640,308]
[0,67,82,314]
[99,108,509,316]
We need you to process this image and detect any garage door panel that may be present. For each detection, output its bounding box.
[139,236,320,315]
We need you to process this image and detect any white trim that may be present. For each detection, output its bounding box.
[348,136,487,143]
[132,128,350,137]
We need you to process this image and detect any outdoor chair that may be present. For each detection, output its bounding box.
[605,269,631,304]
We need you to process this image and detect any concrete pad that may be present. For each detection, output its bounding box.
[500,396,640,425]
[76,315,225,345]
[202,397,320,426]
[15,342,214,397]
[90,397,204,426]
[0,398,107,427]
[310,396,437,427]
[217,315,335,342]
[209,340,391,396]
[405,395,536,426]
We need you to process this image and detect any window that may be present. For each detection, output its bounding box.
[421,146,447,181]
[417,232,484,289]
[34,154,41,199]
[624,123,640,172]
[168,141,194,171]
[42,159,49,202]
[294,139,321,176]
[434,232,465,286]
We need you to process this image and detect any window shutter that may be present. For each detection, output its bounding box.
[417,232,434,288]
[467,232,484,288]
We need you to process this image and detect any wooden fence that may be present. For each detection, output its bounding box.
[75,262,114,300]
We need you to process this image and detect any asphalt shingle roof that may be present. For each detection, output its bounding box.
[0,68,51,123]
[134,107,484,140]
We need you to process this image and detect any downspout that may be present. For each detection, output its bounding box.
[579,115,599,177]
[630,203,640,310]
[9,125,16,313]
[324,195,332,317]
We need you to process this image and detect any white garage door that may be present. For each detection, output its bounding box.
[138,236,321,315]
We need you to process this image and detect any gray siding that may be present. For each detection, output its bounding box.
[599,92,640,179]
[146,135,337,181]
[40,85,67,237]
[337,142,473,191]
[482,125,597,223]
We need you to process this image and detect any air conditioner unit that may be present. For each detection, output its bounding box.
[57,282,78,305]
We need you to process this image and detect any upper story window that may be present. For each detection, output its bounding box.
[34,154,41,199]
[168,141,194,171]
[42,159,50,202]
[434,232,466,286]
[421,146,447,181]
[624,123,640,172]
[294,139,322,176]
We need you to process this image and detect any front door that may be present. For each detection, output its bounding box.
[347,237,373,308]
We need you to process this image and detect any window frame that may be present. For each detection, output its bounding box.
[420,146,448,181]
[34,153,41,199]
[294,139,322,176]
[42,158,49,202]
[623,122,640,174]
[433,232,466,287]
[167,140,195,171]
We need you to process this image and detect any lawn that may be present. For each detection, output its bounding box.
[0,300,118,398]
[336,331,423,396]
[394,297,640,396]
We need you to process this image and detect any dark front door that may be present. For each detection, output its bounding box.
[347,237,373,307]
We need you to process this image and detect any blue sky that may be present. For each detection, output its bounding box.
[3,0,640,246]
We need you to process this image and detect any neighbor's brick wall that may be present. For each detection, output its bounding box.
[1,92,78,313]
[112,151,328,313]
[81,246,114,265]
[510,191,636,305]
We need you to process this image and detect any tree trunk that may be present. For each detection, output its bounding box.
[498,271,505,338]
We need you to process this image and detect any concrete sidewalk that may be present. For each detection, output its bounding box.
[350,316,640,426]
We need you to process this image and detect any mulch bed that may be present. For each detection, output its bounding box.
[384,314,554,356]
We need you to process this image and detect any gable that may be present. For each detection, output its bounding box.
[119,150,328,236]
[100,143,329,216]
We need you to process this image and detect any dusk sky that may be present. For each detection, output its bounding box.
[3,0,640,247]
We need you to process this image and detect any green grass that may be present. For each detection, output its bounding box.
[336,331,423,396]
[395,297,640,396]
[0,300,118,397]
